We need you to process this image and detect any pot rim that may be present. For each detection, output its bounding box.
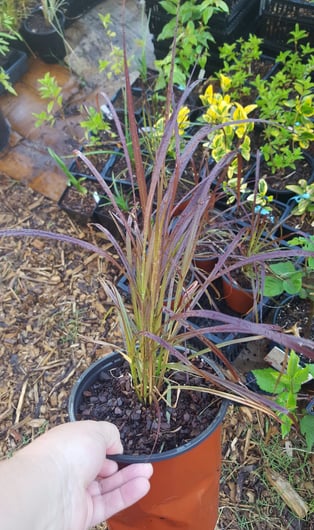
[68,350,229,463]
[23,6,65,35]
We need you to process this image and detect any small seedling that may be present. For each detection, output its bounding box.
[253,350,314,448]
[48,148,87,195]
[33,72,63,127]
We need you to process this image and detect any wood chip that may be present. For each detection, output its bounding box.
[265,468,309,518]
[15,379,28,424]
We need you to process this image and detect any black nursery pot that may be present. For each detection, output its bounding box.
[21,7,66,64]
[63,0,104,25]
[93,200,123,240]
[68,351,229,530]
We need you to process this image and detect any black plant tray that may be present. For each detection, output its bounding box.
[257,0,314,54]
[0,48,28,95]
[262,0,314,19]
[210,0,260,44]
[67,143,119,182]
[93,201,123,240]
[211,0,260,30]
[63,0,104,26]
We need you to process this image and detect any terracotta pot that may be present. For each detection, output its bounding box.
[193,255,218,274]
[68,351,228,530]
[221,274,255,315]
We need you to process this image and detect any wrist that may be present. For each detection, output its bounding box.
[0,449,61,530]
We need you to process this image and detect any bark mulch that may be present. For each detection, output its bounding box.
[0,175,313,529]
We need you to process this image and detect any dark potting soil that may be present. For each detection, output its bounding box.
[274,297,314,343]
[77,357,222,455]
[59,179,102,217]
[25,11,57,32]
[282,212,314,235]
[261,155,312,192]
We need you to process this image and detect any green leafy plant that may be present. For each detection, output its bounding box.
[79,105,115,145]
[263,236,314,343]
[198,75,256,196]
[33,72,63,127]
[140,103,191,163]
[246,177,274,214]
[251,24,314,174]
[252,350,314,449]
[286,180,314,217]
[263,235,314,302]
[217,33,264,100]
[98,173,133,213]
[48,148,88,194]
[98,13,133,80]
[154,0,229,89]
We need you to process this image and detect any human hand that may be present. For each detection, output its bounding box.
[0,421,153,530]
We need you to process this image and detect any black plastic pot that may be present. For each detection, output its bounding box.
[21,7,66,64]
[68,351,228,530]
[0,48,28,96]
[93,200,125,240]
[63,0,104,26]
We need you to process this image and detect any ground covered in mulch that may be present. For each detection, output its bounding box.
[0,175,313,529]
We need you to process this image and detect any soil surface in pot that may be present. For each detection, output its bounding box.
[265,156,312,192]
[77,357,222,455]
[282,211,314,235]
[59,179,102,217]
[273,296,314,344]
[251,154,313,194]
[25,10,59,32]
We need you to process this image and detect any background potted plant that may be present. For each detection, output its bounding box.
[21,0,67,63]
[265,235,314,343]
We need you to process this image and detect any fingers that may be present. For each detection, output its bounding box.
[90,465,153,526]
[21,421,123,459]
[97,463,153,495]
[85,421,124,455]
[96,459,119,479]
